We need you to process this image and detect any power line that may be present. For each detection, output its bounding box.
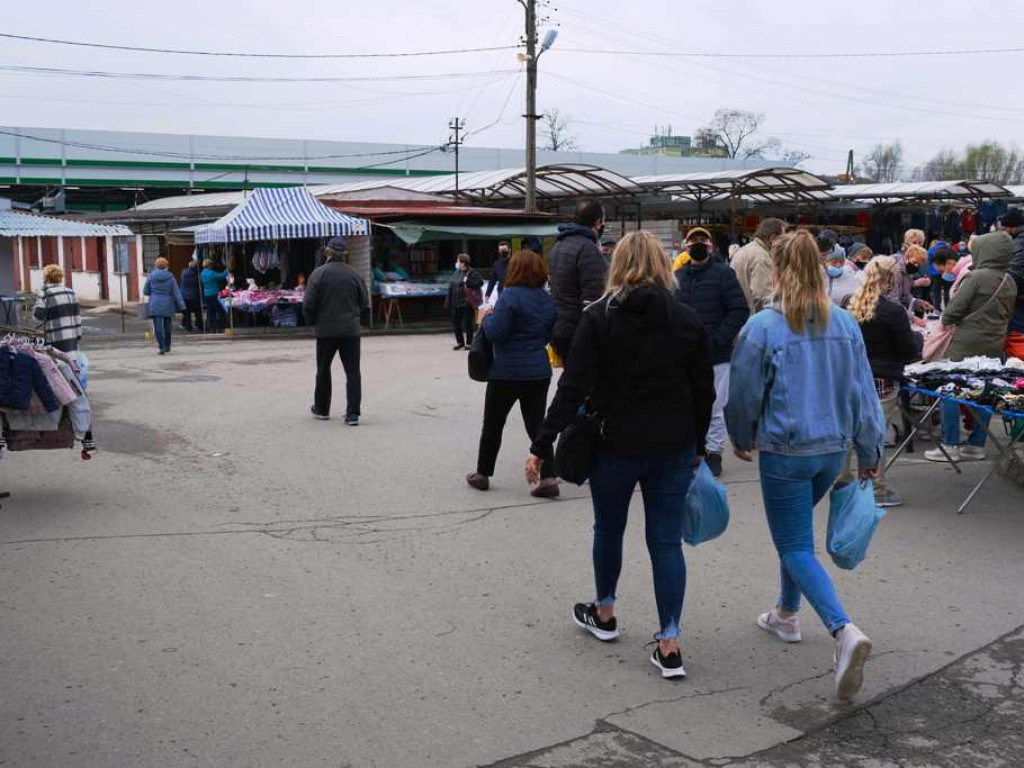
[0,32,521,59]
[0,63,519,84]
[558,45,1024,59]
[0,128,447,163]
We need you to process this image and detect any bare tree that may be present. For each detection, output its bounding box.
[915,142,1024,183]
[704,109,773,159]
[779,148,812,166]
[541,109,580,152]
[861,141,904,182]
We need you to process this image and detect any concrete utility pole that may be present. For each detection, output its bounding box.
[522,0,539,212]
[448,117,466,198]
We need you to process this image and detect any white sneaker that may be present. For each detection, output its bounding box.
[834,623,872,701]
[757,608,802,643]
[960,445,987,461]
[924,445,961,463]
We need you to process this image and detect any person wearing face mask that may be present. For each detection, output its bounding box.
[674,241,749,477]
[847,242,873,271]
[486,241,511,301]
[929,246,959,312]
[818,233,863,307]
[888,230,935,319]
[445,253,484,351]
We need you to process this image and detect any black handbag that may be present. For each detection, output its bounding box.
[467,329,493,382]
[554,407,603,485]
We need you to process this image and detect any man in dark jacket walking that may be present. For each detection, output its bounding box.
[675,242,749,476]
[485,241,511,301]
[179,259,204,333]
[303,236,371,425]
[547,200,608,363]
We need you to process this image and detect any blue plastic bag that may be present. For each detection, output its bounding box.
[827,479,886,570]
[682,460,730,546]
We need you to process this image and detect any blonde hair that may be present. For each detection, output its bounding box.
[847,256,897,324]
[905,244,927,263]
[42,263,64,284]
[602,231,677,303]
[903,228,926,247]
[772,231,831,333]
[154,257,169,270]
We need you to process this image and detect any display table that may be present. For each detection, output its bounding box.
[220,289,305,328]
[888,380,1024,514]
[374,281,448,330]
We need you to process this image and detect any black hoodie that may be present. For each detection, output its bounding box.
[532,285,715,457]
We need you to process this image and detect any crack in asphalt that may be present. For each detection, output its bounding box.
[599,685,748,723]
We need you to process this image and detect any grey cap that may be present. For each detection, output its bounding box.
[326,236,348,253]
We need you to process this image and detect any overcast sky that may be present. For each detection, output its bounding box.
[3,0,1024,174]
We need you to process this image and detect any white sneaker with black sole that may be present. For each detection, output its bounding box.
[649,645,687,679]
[572,603,619,641]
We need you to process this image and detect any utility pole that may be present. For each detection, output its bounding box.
[448,117,466,198]
[523,0,539,212]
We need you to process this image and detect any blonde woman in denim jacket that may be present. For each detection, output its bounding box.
[725,230,886,702]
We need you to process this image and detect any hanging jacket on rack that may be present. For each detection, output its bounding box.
[0,347,60,412]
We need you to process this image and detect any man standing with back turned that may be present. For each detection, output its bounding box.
[547,200,608,364]
[304,236,371,426]
[731,217,787,314]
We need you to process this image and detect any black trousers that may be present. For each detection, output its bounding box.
[314,336,361,417]
[477,379,555,479]
[451,306,475,347]
[181,300,204,332]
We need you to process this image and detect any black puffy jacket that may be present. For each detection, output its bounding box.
[547,224,608,342]
[848,295,923,380]
[532,286,715,457]
[675,260,750,365]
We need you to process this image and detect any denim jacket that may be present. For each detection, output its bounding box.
[725,306,885,469]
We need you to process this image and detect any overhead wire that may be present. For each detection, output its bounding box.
[0,32,521,59]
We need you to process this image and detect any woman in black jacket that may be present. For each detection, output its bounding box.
[445,253,484,350]
[526,231,716,679]
[841,255,922,508]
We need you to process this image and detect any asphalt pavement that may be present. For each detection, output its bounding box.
[1,335,1023,767]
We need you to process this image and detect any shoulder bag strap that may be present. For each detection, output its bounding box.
[963,274,1010,324]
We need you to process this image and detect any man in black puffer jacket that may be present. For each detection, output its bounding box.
[675,242,749,477]
[548,200,608,363]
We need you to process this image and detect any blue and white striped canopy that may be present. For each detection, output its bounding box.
[193,187,369,244]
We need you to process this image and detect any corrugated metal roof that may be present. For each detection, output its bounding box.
[0,209,133,237]
[830,180,1011,200]
[133,190,251,211]
[634,167,831,201]
[1006,186,1024,200]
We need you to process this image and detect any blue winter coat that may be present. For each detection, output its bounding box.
[0,347,60,412]
[144,269,186,318]
[482,286,557,381]
[180,266,201,302]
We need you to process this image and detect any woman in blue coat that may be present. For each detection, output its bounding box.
[466,249,559,498]
[143,257,186,355]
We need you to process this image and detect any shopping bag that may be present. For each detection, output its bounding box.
[547,344,564,370]
[922,322,956,362]
[467,329,493,382]
[682,460,730,545]
[554,407,602,485]
[826,479,886,570]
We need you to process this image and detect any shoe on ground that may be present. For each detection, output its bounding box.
[572,602,619,642]
[834,623,872,701]
[530,479,560,499]
[310,406,330,421]
[466,472,489,491]
[705,452,723,478]
[875,490,903,508]
[924,445,961,463]
[960,445,986,460]
[757,607,802,643]
[345,415,359,426]
[453,344,465,351]
[158,350,166,356]
[650,645,687,679]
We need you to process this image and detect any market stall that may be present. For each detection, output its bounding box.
[887,356,1024,513]
[189,188,370,329]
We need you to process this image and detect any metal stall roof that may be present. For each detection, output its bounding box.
[829,180,1013,203]
[0,209,133,237]
[633,167,832,203]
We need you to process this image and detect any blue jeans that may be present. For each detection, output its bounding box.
[589,449,694,640]
[941,402,990,447]
[152,316,172,353]
[759,451,850,634]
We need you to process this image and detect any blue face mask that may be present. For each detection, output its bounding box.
[826,265,844,278]
[942,271,956,283]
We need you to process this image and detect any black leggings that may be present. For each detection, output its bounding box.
[451,306,475,347]
[477,379,555,479]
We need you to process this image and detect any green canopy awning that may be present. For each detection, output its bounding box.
[384,220,561,245]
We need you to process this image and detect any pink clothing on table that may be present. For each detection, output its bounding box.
[32,352,77,406]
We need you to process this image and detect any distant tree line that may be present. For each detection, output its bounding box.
[858,140,1024,184]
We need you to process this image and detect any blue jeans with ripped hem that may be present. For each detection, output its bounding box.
[589,448,695,640]
[759,451,850,634]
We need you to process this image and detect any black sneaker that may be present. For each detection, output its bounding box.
[705,452,723,478]
[572,603,619,641]
[345,414,359,426]
[310,406,330,421]
[650,645,687,679]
